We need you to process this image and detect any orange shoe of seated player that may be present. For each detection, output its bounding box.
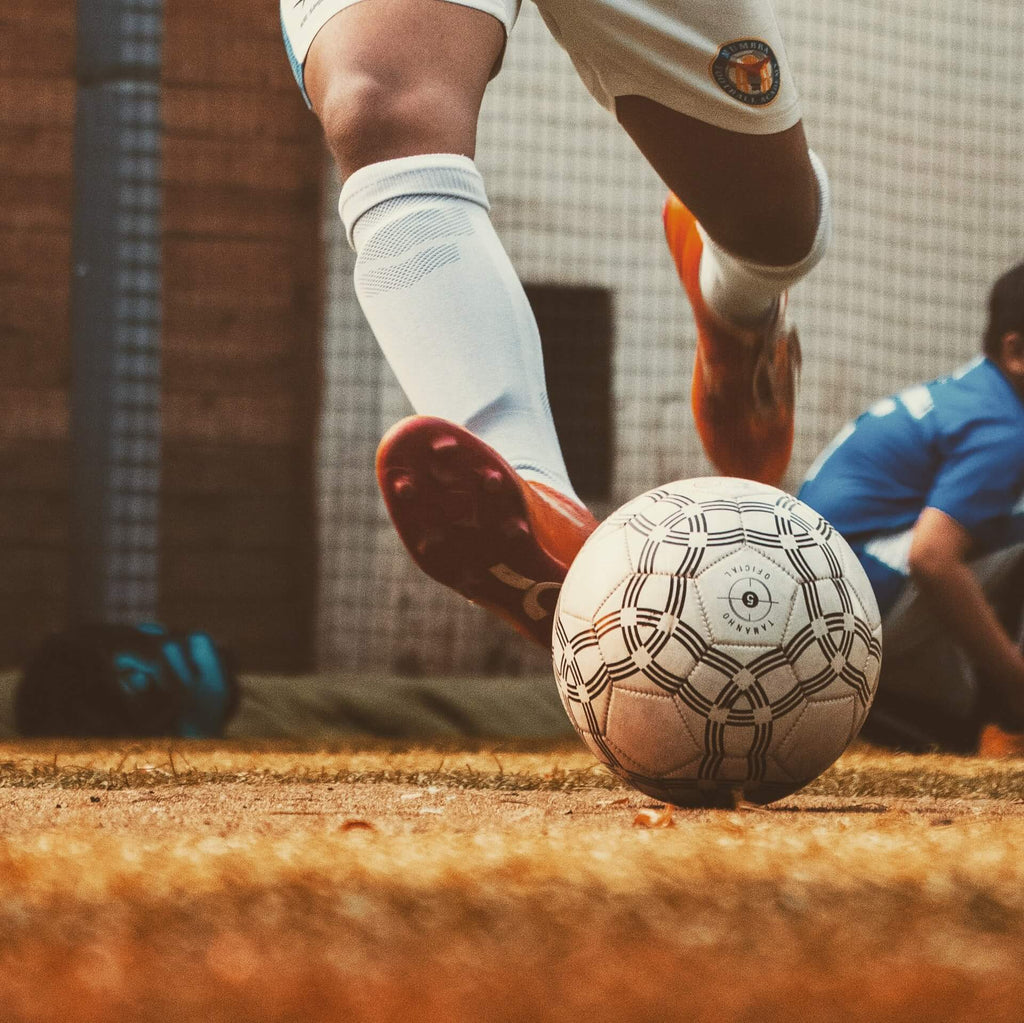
[977,723,1024,758]
[376,415,599,649]
[663,193,801,487]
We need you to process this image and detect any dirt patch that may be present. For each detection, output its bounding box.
[0,742,1023,1022]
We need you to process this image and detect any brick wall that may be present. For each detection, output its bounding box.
[160,0,323,671]
[0,1,323,671]
[0,4,76,665]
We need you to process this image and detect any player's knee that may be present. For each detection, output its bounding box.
[790,164,833,271]
[317,73,398,173]
[317,74,475,178]
[793,150,832,269]
[714,149,831,269]
[746,149,831,272]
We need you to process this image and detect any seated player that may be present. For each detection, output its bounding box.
[281,0,831,647]
[798,262,1024,753]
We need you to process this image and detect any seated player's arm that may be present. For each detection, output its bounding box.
[908,507,1024,721]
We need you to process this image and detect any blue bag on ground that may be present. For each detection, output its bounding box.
[14,623,239,739]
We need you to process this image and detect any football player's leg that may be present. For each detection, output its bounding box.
[303,0,500,175]
[972,547,1024,755]
[527,0,830,484]
[859,636,985,754]
[282,0,597,644]
[618,101,831,486]
[860,546,1024,754]
[299,0,576,498]
[618,103,825,295]
[852,553,983,753]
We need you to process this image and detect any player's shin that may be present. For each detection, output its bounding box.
[663,151,832,484]
[338,153,578,503]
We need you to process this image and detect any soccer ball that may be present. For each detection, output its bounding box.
[552,477,882,807]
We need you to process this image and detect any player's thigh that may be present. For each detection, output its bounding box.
[969,543,1024,597]
[884,542,1024,656]
[534,0,818,263]
[283,0,511,174]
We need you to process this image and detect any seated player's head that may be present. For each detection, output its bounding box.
[984,261,1024,394]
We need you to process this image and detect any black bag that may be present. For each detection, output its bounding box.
[15,622,239,739]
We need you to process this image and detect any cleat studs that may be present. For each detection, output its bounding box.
[479,468,504,493]
[391,474,416,500]
[430,434,459,455]
[429,435,460,481]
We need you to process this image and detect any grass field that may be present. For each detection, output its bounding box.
[1,740,1023,1022]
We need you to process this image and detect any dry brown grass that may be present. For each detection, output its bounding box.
[1,741,1022,1022]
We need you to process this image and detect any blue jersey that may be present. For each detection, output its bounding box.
[799,357,1024,612]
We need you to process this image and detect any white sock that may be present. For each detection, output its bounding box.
[698,150,832,327]
[339,154,579,502]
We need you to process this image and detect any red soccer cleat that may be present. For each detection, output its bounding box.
[376,416,599,648]
[663,193,801,486]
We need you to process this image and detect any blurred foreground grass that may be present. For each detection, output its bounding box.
[0,742,1022,1023]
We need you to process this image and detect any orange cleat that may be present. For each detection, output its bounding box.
[376,416,599,648]
[977,723,1024,758]
[663,193,801,486]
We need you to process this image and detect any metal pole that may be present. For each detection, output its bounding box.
[70,0,163,624]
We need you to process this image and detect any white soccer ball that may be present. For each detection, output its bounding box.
[552,478,882,807]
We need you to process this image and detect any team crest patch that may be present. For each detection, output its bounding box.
[712,40,781,106]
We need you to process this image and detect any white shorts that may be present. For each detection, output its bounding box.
[281,0,801,135]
